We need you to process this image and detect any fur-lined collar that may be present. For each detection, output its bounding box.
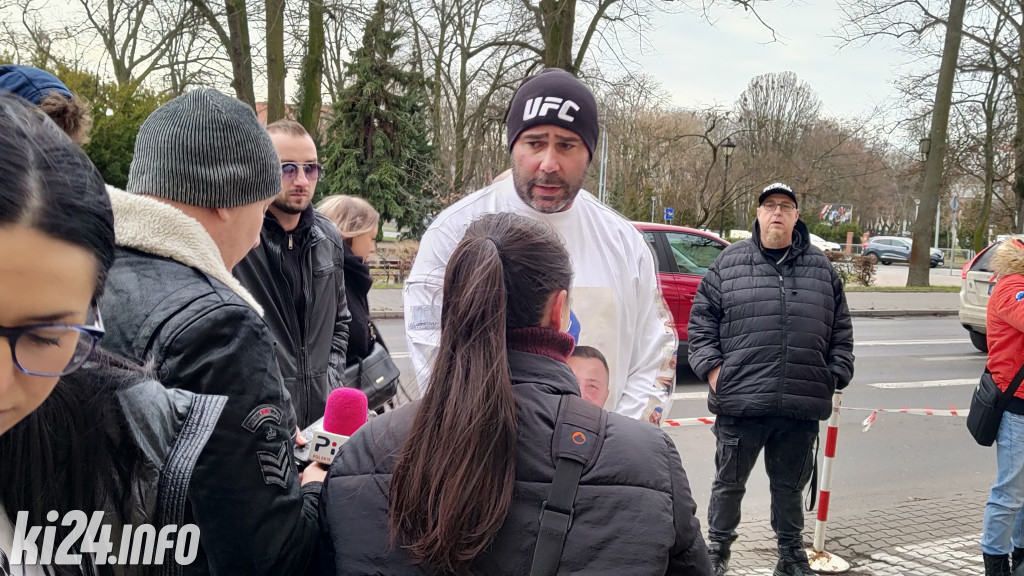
[993,238,1024,278]
[106,186,264,315]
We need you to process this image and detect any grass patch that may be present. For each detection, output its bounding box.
[843,285,960,293]
[373,283,404,290]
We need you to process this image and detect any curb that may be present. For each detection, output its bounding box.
[850,309,959,318]
[371,310,962,321]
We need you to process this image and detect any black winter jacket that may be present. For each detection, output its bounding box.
[320,339,713,576]
[341,244,373,365]
[687,220,855,421]
[99,380,225,576]
[234,207,351,428]
[100,188,322,576]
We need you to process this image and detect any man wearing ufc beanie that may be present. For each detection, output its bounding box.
[405,68,679,424]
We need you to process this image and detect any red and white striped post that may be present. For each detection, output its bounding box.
[805,391,850,574]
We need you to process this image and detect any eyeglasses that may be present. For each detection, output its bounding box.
[1,306,104,377]
[761,202,797,213]
[281,162,324,181]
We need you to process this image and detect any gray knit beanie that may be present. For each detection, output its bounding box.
[126,87,281,208]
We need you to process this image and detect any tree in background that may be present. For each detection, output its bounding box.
[320,0,439,239]
[28,63,167,188]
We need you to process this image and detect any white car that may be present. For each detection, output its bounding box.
[809,233,842,252]
[959,235,1024,352]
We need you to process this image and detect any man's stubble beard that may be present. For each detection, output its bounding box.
[510,155,583,214]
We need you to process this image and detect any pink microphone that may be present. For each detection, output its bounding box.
[310,388,368,466]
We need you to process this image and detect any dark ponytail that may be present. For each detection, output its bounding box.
[388,212,572,573]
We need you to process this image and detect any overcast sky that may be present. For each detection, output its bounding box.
[628,0,918,121]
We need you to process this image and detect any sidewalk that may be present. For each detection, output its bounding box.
[727,490,985,575]
[369,288,961,320]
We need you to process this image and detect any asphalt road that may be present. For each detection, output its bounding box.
[376,316,992,525]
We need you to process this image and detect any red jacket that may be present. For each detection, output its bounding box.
[986,242,1024,398]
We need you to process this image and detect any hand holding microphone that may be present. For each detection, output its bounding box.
[308,388,369,467]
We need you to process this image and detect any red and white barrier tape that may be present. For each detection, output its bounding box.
[661,406,969,431]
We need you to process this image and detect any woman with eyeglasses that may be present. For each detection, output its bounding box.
[0,93,224,575]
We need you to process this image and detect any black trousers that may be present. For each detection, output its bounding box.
[707,418,818,552]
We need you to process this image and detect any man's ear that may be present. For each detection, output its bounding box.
[213,206,232,222]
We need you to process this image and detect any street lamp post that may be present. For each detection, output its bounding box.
[718,137,737,238]
[914,198,920,221]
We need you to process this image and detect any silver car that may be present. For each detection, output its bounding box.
[959,236,1023,352]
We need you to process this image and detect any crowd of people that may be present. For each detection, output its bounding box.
[0,60,1020,576]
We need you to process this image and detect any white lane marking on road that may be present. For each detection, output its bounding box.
[856,338,969,347]
[922,355,986,362]
[390,352,410,359]
[671,391,708,401]
[868,378,976,389]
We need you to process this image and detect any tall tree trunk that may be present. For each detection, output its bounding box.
[266,0,286,122]
[225,0,256,109]
[1015,52,1024,233]
[540,0,576,72]
[908,0,966,287]
[296,0,325,138]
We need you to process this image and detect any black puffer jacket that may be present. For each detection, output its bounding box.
[320,338,712,576]
[234,207,351,428]
[687,220,855,421]
[99,188,322,576]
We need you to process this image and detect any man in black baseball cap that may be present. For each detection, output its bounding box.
[689,178,853,576]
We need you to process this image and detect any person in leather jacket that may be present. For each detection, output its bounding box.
[234,120,350,428]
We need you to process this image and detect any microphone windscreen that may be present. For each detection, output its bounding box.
[323,388,368,436]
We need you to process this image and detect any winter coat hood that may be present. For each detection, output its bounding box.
[992,238,1024,277]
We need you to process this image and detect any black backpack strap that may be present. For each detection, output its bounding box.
[529,394,607,576]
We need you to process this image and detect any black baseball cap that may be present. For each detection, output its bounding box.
[758,182,798,208]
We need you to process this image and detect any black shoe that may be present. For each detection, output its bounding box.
[1012,547,1024,573]
[985,553,1012,576]
[708,542,731,576]
[773,548,815,576]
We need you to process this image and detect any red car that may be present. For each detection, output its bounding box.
[633,223,730,365]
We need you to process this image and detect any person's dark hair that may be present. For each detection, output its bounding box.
[0,93,114,299]
[388,212,572,574]
[570,345,609,373]
[0,349,146,576]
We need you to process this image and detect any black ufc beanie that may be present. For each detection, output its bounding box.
[506,68,598,158]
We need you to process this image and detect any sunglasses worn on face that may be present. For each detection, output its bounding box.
[282,162,324,181]
[1,305,105,377]
[761,202,797,213]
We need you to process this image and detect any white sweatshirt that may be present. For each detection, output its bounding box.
[403,178,677,419]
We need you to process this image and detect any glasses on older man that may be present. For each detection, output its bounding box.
[1,305,105,377]
[281,162,324,181]
[761,202,797,213]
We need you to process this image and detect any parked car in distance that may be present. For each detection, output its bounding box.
[633,222,729,366]
[809,233,842,252]
[959,235,1024,352]
[861,235,944,267]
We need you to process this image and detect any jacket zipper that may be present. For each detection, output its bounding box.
[778,271,788,413]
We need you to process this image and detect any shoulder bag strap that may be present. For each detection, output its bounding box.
[530,394,607,576]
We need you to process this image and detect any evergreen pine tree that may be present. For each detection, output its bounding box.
[320,0,439,239]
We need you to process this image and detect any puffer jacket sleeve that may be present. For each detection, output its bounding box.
[663,434,713,576]
[156,303,320,576]
[687,264,724,382]
[827,268,855,389]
